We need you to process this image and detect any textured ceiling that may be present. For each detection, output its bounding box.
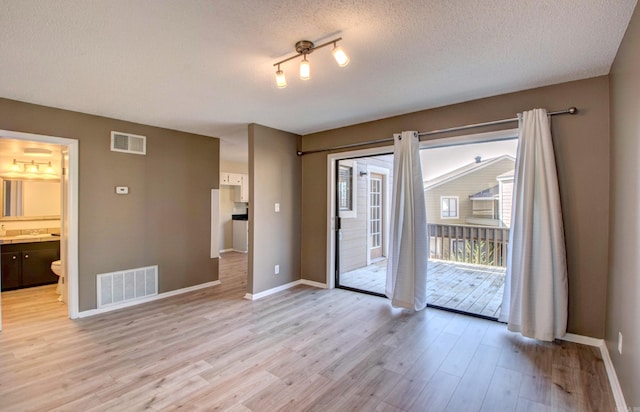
[0,1,637,163]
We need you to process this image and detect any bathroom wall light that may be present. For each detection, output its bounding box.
[10,159,56,175]
[26,161,39,173]
[273,37,349,88]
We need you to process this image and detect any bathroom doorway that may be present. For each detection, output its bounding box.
[0,130,79,331]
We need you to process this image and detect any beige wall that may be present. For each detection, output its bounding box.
[248,124,301,294]
[0,98,220,311]
[301,76,610,338]
[607,2,639,407]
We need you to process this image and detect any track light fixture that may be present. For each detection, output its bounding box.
[273,37,349,88]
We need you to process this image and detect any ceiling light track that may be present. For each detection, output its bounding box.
[273,37,350,88]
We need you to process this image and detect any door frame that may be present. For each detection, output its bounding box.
[0,130,79,329]
[325,128,519,290]
[326,147,392,289]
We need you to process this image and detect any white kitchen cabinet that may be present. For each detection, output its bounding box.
[220,172,243,186]
[232,220,248,252]
[229,173,243,185]
[234,174,249,203]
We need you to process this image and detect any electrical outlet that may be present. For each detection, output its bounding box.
[618,332,623,354]
[274,264,280,275]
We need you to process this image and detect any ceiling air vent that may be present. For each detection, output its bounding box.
[111,131,146,155]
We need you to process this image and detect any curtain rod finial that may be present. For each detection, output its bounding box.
[568,107,577,115]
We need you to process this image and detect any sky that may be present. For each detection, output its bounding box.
[420,139,518,181]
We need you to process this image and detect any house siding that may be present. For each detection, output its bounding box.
[499,180,514,227]
[425,158,515,226]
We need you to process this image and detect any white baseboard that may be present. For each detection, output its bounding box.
[300,279,328,289]
[598,341,628,412]
[244,279,327,301]
[219,248,234,253]
[561,333,627,411]
[78,280,221,318]
[561,333,603,347]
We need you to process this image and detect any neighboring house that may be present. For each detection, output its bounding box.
[424,155,515,228]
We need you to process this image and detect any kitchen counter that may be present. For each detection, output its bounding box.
[232,214,248,221]
[0,234,61,245]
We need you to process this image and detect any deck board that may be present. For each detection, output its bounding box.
[340,259,505,318]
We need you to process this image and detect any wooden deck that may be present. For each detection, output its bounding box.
[340,259,506,318]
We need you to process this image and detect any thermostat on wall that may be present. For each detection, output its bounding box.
[115,186,129,194]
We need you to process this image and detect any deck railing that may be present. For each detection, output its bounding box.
[428,223,510,267]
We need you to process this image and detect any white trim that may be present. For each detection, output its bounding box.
[440,195,459,219]
[210,189,220,258]
[300,279,327,289]
[599,342,628,412]
[0,129,79,324]
[366,166,390,266]
[337,159,357,219]
[560,333,603,347]
[561,333,627,411]
[219,248,234,253]
[244,279,327,301]
[77,280,221,318]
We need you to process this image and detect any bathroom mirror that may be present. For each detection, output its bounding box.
[2,179,61,219]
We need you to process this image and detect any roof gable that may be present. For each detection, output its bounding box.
[424,155,515,190]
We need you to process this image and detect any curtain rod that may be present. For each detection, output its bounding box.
[296,107,578,156]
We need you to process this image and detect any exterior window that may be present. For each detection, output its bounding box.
[441,196,459,219]
[338,165,352,211]
[338,160,357,218]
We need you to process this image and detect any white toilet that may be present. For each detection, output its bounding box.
[51,260,63,298]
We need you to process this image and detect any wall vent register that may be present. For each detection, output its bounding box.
[111,131,146,155]
[97,265,158,308]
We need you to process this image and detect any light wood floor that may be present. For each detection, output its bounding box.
[0,252,615,411]
[341,259,505,318]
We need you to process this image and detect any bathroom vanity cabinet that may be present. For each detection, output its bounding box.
[1,240,60,291]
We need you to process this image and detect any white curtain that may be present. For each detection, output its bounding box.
[499,108,568,341]
[386,131,428,311]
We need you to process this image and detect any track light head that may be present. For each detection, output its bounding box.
[275,65,287,88]
[299,55,311,80]
[332,44,350,67]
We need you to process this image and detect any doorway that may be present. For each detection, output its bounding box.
[334,155,392,296]
[0,130,79,330]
